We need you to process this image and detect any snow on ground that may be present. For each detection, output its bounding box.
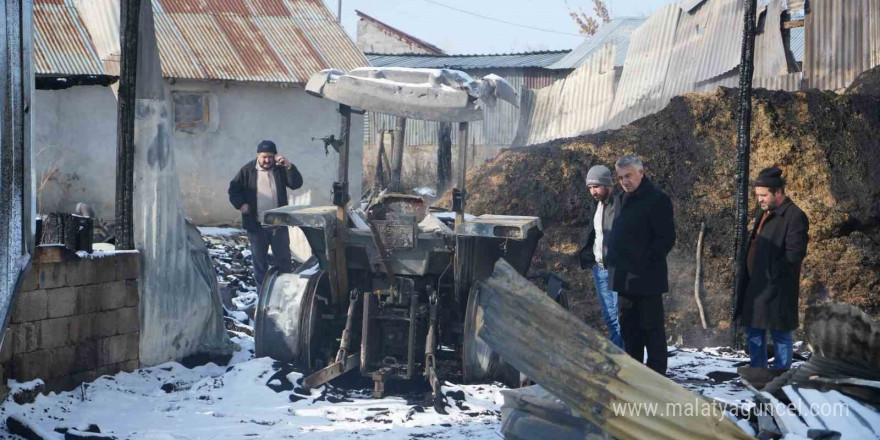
[196,227,246,237]
[0,337,503,440]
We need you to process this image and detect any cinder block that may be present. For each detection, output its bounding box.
[73,340,100,373]
[99,334,129,366]
[116,307,140,335]
[48,346,76,378]
[123,333,139,362]
[39,317,72,350]
[12,290,48,323]
[0,332,13,363]
[98,281,127,311]
[35,262,66,290]
[124,280,140,308]
[12,322,39,355]
[120,359,139,372]
[93,257,118,284]
[17,267,38,292]
[65,259,98,287]
[92,311,117,338]
[13,350,50,381]
[68,313,93,343]
[95,363,120,378]
[116,253,141,281]
[47,287,77,318]
[75,285,101,314]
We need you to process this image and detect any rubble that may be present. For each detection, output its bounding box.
[446,84,880,345]
[198,227,260,331]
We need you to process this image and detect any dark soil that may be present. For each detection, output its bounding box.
[443,78,880,346]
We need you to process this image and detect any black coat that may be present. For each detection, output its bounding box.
[577,189,619,270]
[735,198,809,331]
[228,160,303,232]
[606,178,676,296]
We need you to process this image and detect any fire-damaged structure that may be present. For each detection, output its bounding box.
[253,67,566,401]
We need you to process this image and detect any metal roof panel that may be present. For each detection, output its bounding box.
[366,51,570,69]
[33,0,105,76]
[546,17,645,69]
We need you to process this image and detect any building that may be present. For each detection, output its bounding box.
[355,10,446,55]
[34,0,368,225]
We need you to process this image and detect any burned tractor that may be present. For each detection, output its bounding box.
[254,67,564,401]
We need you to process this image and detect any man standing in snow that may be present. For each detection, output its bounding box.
[578,165,624,349]
[228,140,303,292]
[735,166,808,370]
[606,155,676,375]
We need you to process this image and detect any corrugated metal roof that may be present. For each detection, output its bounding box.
[33,0,105,76]
[546,17,645,69]
[754,0,789,78]
[790,26,805,62]
[152,0,368,83]
[365,50,571,69]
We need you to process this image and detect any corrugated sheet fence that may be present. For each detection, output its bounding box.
[514,0,880,147]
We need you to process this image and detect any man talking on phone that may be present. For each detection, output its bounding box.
[228,140,303,292]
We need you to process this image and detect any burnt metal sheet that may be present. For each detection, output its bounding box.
[33,0,104,75]
[606,4,681,130]
[546,17,645,69]
[458,215,543,240]
[152,0,368,83]
[513,44,616,146]
[367,50,570,70]
[754,0,790,78]
[661,2,712,107]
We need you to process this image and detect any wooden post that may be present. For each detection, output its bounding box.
[454,122,468,230]
[333,104,351,304]
[695,222,708,329]
[389,117,406,193]
[115,0,141,251]
[475,259,753,440]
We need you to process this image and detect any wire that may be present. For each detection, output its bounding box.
[420,0,583,37]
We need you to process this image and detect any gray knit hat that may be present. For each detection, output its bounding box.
[585,165,613,187]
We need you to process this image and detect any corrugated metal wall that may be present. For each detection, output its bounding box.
[365,67,567,149]
[513,45,617,146]
[805,0,880,90]
[514,0,880,147]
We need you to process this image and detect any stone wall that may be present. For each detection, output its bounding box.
[0,250,141,392]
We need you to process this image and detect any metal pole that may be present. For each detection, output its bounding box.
[436,121,452,196]
[454,122,468,230]
[389,116,406,193]
[115,0,140,250]
[731,0,758,349]
[1,0,34,356]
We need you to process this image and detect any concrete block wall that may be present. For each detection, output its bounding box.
[0,251,141,392]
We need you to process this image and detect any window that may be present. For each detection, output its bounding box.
[173,92,209,133]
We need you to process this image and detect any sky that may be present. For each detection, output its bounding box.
[321,0,674,54]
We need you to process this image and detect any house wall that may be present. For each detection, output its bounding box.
[356,18,435,55]
[33,80,364,225]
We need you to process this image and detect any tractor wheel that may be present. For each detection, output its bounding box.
[255,267,336,372]
[462,285,520,386]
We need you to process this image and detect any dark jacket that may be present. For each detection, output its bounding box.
[228,160,303,232]
[578,189,619,269]
[606,178,676,296]
[734,198,809,331]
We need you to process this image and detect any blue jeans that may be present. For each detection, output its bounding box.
[745,327,793,370]
[592,265,624,349]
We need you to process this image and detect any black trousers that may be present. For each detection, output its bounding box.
[618,294,667,375]
[247,226,292,292]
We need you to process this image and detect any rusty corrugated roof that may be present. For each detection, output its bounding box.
[152,0,368,83]
[33,0,105,76]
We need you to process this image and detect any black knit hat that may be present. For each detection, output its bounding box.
[257,140,277,154]
[754,166,785,188]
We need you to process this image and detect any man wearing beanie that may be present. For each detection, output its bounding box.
[228,140,303,291]
[606,155,676,375]
[578,165,625,349]
[735,166,808,370]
